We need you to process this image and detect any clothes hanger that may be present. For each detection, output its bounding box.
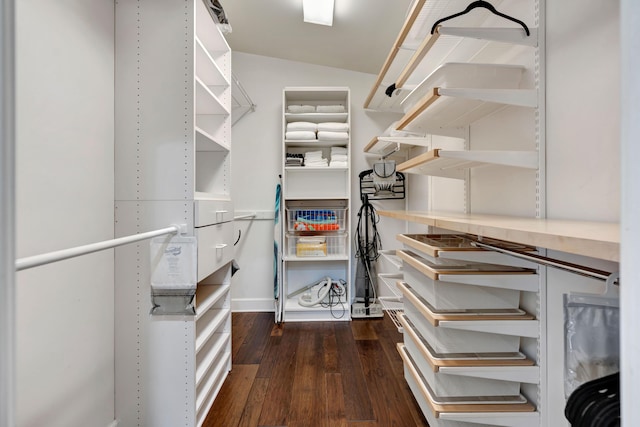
[430,0,530,36]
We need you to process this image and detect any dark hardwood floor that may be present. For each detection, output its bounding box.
[203,311,430,427]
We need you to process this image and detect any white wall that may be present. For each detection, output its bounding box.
[15,1,115,426]
[230,52,405,310]
[544,0,621,424]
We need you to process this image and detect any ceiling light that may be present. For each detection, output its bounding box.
[303,0,334,26]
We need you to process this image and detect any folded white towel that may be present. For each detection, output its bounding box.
[288,105,315,113]
[318,131,349,141]
[331,154,348,161]
[317,122,349,132]
[304,150,323,156]
[286,131,316,140]
[329,161,348,167]
[306,161,328,167]
[316,105,345,113]
[331,146,348,154]
[287,121,317,131]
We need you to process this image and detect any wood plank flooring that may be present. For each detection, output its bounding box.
[203,312,429,427]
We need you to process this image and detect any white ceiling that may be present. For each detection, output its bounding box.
[220,0,415,75]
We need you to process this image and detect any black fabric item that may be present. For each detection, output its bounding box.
[565,372,620,427]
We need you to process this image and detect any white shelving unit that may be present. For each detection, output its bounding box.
[395,235,541,427]
[114,0,233,425]
[363,0,545,424]
[280,87,352,322]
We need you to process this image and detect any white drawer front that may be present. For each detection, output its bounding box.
[195,199,233,227]
[196,222,234,281]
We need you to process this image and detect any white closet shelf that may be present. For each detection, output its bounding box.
[397,148,538,179]
[195,351,231,413]
[195,333,230,386]
[380,249,403,270]
[399,281,539,338]
[364,1,538,112]
[399,314,535,369]
[396,233,535,259]
[378,273,404,298]
[196,127,230,152]
[195,307,230,354]
[285,166,349,172]
[282,298,349,322]
[378,211,620,262]
[396,87,537,132]
[283,255,350,262]
[284,112,348,123]
[196,77,230,115]
[396,249,536,282]
[194,191,231,201]
[195,0,231,55]
[195,284,229,319]
[363,136,430,156]
[195,37,230,87]
[285,140,348,147]
[398,344,537,415]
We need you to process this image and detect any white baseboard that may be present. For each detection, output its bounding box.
[231,298,275,312]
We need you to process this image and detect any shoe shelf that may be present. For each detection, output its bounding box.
[395,87,537,134]
[396,148,538,179]
[364,0,538,113]
[398,343,537,415]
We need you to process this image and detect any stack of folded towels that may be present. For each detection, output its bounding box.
[317,122,349,141]
[304,150,328,167]
[329,146,348,167]
[287,104,346,114]
[285,121,349,141]
[287,105,316,114]
[285,121,317,140]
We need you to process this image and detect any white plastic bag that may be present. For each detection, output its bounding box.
[564,284,619,398]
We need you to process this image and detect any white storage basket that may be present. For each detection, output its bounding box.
[286,233,347,257]
[286,207,347,232]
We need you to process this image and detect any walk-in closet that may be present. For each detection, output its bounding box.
[2,0,638,426]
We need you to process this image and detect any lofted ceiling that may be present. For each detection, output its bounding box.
[219,0,415,75]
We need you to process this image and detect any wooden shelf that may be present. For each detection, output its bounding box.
[363,136,431,156]
[379,211,620,262]
[399,314,535,371]
[364,0,537,112]
[398,281,535,325]
[397,250,536,281]
[398,344,536,414]
[397,233,534,259]
[395,87,536,133]
[397,148,538,179]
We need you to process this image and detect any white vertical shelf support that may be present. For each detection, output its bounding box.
[620,0,640,425]
[0,0,16,424]
[115,0,233,425]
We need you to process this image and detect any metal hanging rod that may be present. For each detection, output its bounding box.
[471,240,617,283]
[15,224,186,272]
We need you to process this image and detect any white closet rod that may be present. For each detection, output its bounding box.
[15,224,185,272]
[471,241,615,282]
[1,0,16,424]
